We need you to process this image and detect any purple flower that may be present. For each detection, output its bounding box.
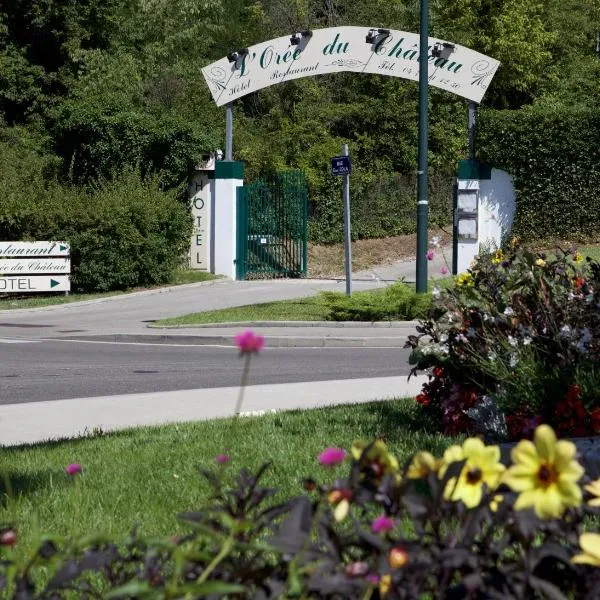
[426,250,435,261]
[372,515,395,534]
[234,330,265,354]
[215,454,231,465]
[65,463,82,476]
[440,265,449,275]
[318,447,347,466]
[365,573,380,585]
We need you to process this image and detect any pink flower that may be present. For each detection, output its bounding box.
[215,454,231,465]
[234,330,265,353]
[65,463,82,476]
[426,250,435,261]
[440,265,449,275]
[0,530,17,546]
[365,574,380,585]
[318,447,347,466]
[371,515,395,534]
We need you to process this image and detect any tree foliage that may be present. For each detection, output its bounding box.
[0,0,598,244]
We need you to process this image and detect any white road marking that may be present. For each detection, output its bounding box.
[0,338,40,344]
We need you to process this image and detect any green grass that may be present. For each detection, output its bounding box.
[0,270,218,310]
[0,399,456,553]
[156,279,451,326]
[581,245,600,262]
[156,296,329,325]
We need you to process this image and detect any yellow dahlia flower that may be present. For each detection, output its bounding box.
[584,479,600,507]
[535,258,546,267]
[456,272,474,288]
[439,438,505,509]
[491,249,505,265]
[351,440,399,479]
[572,533,600,567]
[407,451,441,479]
[503,424,583,519]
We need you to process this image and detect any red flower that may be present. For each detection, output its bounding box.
[575,276,585,290]
[416,393,431,406]
[592,408,600,434]
[432,367,444,379]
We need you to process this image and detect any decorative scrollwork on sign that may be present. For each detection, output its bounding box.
[206,67,228,92]
[325,59,366,68]
[470,60,493,90]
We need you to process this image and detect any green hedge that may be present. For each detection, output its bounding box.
[308,169,453,244]
[477,102,600,241]
[0,134,192,292]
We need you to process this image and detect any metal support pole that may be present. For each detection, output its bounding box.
[468,101,477,159]
[342,144,352,296]
[416,0,429,294]
[225,103,233,161]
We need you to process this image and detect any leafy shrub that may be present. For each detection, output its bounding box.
[406,242,600,439]
[309,169,452,244]
[320,282,432,322]
[3,426,600,598]
[0,146,192,292]
[478,102,600,241]
[59,171,192,292]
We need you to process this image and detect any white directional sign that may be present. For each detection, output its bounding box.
[0,275,70,293]
[0,241,71,293]
[0,258,70,274]
[202,26,500,106]
[0,241,70,257]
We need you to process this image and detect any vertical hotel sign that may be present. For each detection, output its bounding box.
[202,26,500,106]
[0,241,71,292]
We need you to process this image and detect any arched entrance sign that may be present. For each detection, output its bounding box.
[202,26,500,105]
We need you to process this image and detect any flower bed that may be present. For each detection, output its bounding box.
[406,242,600,440]
[3,425,600,598]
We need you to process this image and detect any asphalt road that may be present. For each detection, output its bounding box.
[0,337,413,404]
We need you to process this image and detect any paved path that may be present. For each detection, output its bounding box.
[0,250,447,445]
[0,375,428,446]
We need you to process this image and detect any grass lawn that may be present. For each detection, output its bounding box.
[0,270,218,310]
[155,280,451,326]
[155,296,330,325]
[0,399,456,554]
[581,245,600,262]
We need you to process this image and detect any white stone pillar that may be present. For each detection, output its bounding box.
[212,161,244,279]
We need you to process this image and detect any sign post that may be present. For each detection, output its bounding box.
[331,147,352,296]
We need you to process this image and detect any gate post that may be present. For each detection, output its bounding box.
[212,160,245,279]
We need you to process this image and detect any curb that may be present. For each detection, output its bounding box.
[0,278,229,314]
[52,333,414,348]
[149,320,420,329]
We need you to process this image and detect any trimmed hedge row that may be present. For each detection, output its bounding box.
[477,102,600,241]
[0,134,192,293]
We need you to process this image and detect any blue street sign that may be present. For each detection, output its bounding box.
[330,155,351,176]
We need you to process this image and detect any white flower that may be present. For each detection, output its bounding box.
[522,336,532,346]
[509,354,519,368]
[503,307,514,316]
[440,333,449,343]
[430,236,440,248]
[432,286,441,299]
[507,335,518,347]
[488,351,497,361]
[560,325,572,338]
[455,333,467,343]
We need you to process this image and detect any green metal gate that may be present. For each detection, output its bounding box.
[236,171,308,280]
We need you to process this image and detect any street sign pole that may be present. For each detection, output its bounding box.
[416,0,429,294]
[342,144,352,296]
[225,102,233,161]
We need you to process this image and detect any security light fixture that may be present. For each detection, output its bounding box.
[365,28,390,44]
[290,30,313,45]
[432,41,455,58]
[227,48,249,63]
